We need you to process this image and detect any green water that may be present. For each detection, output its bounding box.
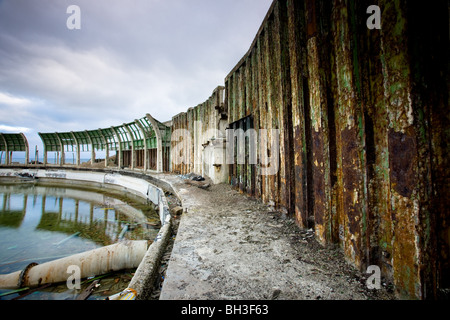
[0,183,160,300]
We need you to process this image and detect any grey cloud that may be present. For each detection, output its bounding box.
[0,0,272,151]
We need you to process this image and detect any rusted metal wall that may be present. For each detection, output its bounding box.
[223,0,449,299]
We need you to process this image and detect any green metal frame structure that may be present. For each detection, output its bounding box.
[0,133,29,165]
[38,114,171,172]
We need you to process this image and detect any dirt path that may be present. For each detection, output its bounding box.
[155,174,395,300]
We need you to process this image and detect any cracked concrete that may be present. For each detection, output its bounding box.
[154,173,395,300]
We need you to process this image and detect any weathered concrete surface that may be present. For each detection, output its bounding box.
[0,167,173,300]
[157,173,394,300]
[0,168,171,226]
[129,222,172,300]
[171,87,228,184]
[4,0,446,300]
[220,0,449,299]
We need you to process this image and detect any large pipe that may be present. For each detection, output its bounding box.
[0,240,148,289]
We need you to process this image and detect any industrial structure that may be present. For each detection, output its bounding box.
[0,133,29,165]
[1,0,448,299]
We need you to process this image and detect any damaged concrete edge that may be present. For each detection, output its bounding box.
[128,220,172,300]
[0,166,177,300]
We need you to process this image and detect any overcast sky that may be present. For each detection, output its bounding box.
[0,0,272,155]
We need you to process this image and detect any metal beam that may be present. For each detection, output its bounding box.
[84,130,95,165]
[55,133,64,165]
[97,129,109,168]
[20,133,29,166]
[70,131,80,166]
[0,133,8,165]
[146,113,163,172]
[134,120,148,171]
[111,126,122,168]
[123,123,135,170]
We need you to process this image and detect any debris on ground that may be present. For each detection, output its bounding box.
[155,177,396,300]
[179,173,211,190]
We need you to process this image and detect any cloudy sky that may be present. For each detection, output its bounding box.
[0,0,272,155]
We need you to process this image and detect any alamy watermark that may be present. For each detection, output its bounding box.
[66,4,380,31]
[367,5,381,30]
[64,263,382,291]
[171,125,280,176]
[366,265,381,290]
[66,265,81,290]
[66,5,81,30]
[59,3,384,296]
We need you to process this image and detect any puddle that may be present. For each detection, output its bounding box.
[0,182,160,300]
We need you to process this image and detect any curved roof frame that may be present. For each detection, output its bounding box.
[0,133,29,165]
[0,133,28,152]
[38,114,171,159]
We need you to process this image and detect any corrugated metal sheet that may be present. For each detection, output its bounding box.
[171,86,225,178]
[222,0,448,299]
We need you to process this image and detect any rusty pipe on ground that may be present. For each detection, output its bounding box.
[0,240,148,289]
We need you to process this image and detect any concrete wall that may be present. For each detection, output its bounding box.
[223,0,449,299]
[171,86,229,184]
[0,167,173,299]
[0,168,170,226]
[4,0,446,300]
[168,0,448,299]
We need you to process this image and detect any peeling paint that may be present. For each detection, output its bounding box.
[166,0,449,300]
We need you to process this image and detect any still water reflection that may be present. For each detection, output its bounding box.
[0,183,160,276]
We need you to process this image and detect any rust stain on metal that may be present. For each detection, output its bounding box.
[388,130,417,198]
[1,0,446,300]
[167,0,449,300]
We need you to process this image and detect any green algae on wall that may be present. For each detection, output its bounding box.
[221,0,448,299]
